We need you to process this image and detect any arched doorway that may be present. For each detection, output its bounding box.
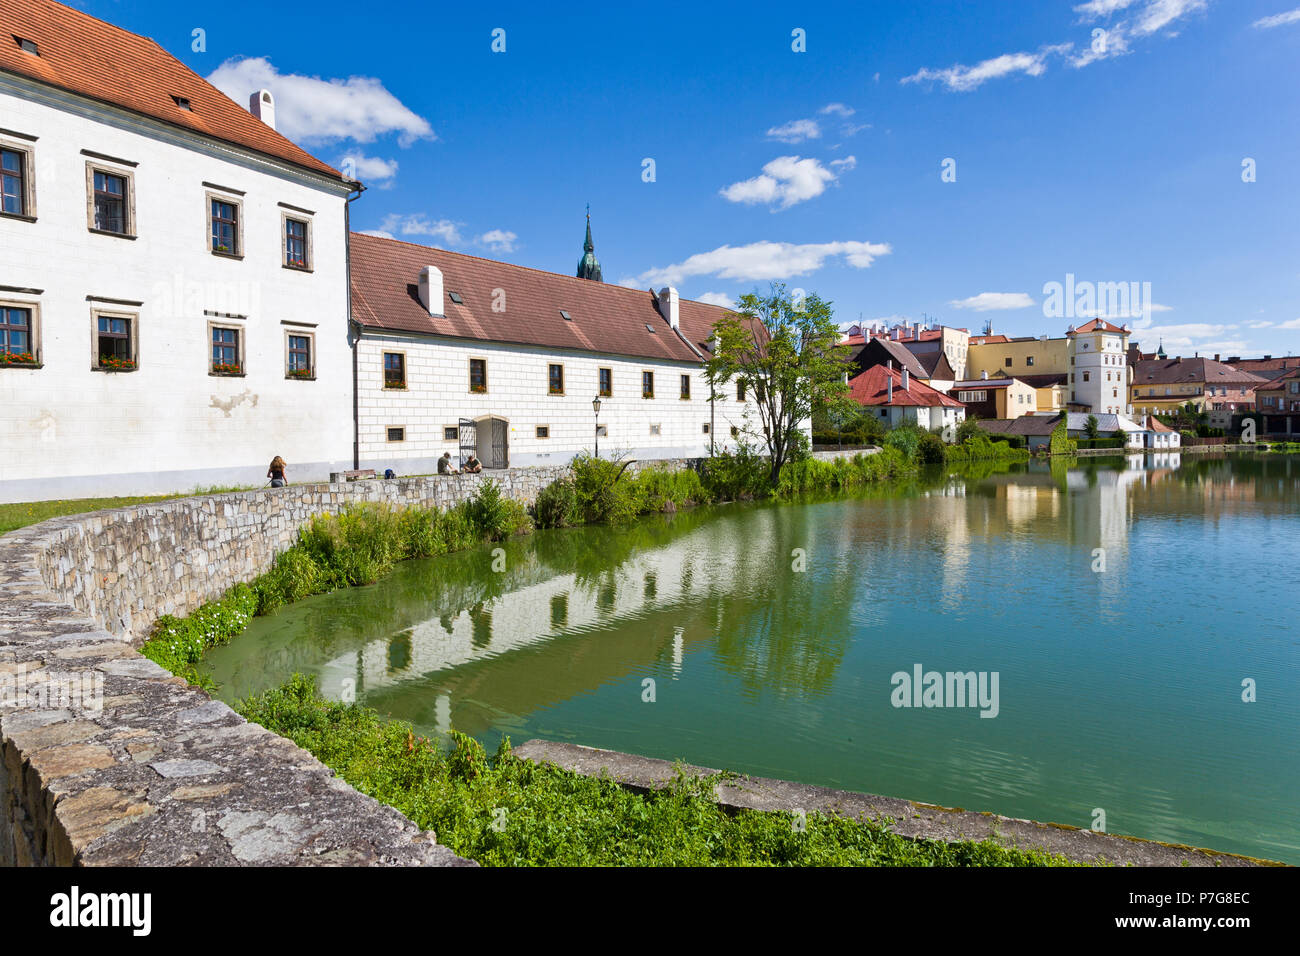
[474,415,509,469]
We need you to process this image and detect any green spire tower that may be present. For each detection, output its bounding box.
[577,205,603,282]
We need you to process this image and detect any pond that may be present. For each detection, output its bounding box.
[200,452,1300,863]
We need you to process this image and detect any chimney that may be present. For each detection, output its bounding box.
[891,325,901,341]
[902,368,910,391]
[249,89,275,129]
[887,374,893,403]
[657,287,680,329]
[418,266,444,317]
[1214,354,1220,363]
[981,370,988,380]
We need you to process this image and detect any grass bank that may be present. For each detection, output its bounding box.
[0,485,257,536]
[237,675,1078,867]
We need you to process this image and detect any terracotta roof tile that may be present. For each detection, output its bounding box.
[849,365,963,408]
[349,232,734,364]
[1068,319,1128,334]
[1,0,345,180]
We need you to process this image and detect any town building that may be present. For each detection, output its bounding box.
[843,320,969,380]
[1128,355,1266,416]
[0,0,358,502]
[1254,367,1300,438]
[1065,319,1131,416]
[948,376,1038,419]
[1143,415,1180,449]
[966,334,1068,383]
[348,226,761,472]
[847,364,965,432]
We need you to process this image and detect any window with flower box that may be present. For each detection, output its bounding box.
[548,363,564,395]
[209,323,243,375]
[0,303,39,366]
[286,331,314,379]
[92,309,137,371]
[642,370,654,398]
[207,191,243,257]
[469,358,487,393]
[282,212,312,271]
[383,351,406,389]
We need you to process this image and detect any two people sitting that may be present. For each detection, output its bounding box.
[438,451,483,475]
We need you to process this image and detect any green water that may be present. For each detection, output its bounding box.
[201,452,1300,863]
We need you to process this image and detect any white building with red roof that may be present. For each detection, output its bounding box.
[1066,319,1132,417]
[0,0,359,501]
[848,363,965,432]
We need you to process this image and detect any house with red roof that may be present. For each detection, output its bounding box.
[349,223,763,471]
[848,363,965,432]
[0,0,359,502]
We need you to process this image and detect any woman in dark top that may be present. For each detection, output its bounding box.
[267,456,287,487]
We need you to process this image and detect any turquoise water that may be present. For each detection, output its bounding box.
[201,452,1300,863]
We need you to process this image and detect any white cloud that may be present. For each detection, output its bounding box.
[720,155,847,209]
[695,292,737,309]
[902,48,1064,92]
[376,214,463,245]
[206,57,434,146]
[949,292,1036,311]
[830,155,858,171]
[1135,322,1236,347]
[1247,320,1274,329]
[1074,0,1141,17]
[476,229,517,253]
[1253,7,1300,28]
[840,122,872,136]
[819,103,856,117]
[358,229,395,239]
[1275,317,1300,329]
[766,119,821,143]
[625,240,892,287]
[337,153,398,184]
[1132,0,1207,36]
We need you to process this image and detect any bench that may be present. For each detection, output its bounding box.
[329,469,376,482]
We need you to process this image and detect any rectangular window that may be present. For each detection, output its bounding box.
[92,169,128,233]
[286,333,313,379]
[94,313,135,370]
[383,352,406,388]
[0,305,35,363]
[387,426,405,442]
[536,425,549,439]
[642,370,654,398]
[210,196,240,256]
[599,367,612,397]
[210,325,241,374]
[1026,356,1035,366]
[548,363,564,395]
[1082,371,1090,382]
[443,426,459,441]
[730,425,740,438]
[470,358,487,393]
[1,145,32,217]
[284,217,309,269]
[1004,357,1013,366]
[755,380,767,404]
[680,374,691,399]
[737,381,746,401]
[649,423,662,436]
[702,423,710,434]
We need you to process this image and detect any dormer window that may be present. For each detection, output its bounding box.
[448,292,464,304]
[559,310,571,321]
[15,36,38,56]
[171,95,192,111]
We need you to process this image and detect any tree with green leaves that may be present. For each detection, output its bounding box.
[705,284,852,486]
[1084,414,1100,440]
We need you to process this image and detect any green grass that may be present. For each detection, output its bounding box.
[0,485,259,535]
[238,674,1081,867]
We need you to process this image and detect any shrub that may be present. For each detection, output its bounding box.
[466,479,533,541]
[570,454,641,523]
[916,432,947,464]
[632,464,707,512]
[140,583,258,688]
[883,424,923,461]
[700,443,769,501]
[534,477,580,529]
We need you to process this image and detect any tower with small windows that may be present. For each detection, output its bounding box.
[1066,319,1131,416]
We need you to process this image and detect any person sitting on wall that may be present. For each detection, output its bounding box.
[267,456,287,488]
[384,468,396,479]
[437,452,459,475]
[463,453,483,474]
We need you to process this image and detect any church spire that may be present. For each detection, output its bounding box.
[577,205,602,281]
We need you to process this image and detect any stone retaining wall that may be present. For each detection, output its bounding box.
[0,451,879,866]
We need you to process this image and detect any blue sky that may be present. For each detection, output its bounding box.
[81,0,1300,356]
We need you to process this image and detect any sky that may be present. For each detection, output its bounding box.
[74,0,1300,357]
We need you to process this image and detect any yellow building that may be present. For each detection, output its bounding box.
[967,336,1070,381]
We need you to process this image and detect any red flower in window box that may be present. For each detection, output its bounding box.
[287,367,313,379]
[212,362,242,375]
[469,384,487,394]
[0,351,38,366]
[98,356,136,371]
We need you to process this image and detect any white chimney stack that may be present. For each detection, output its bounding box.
[902,368,910,391]
[658,287,680,329]
[981,370,988,380]
[419,266,444,317]
[250,89,276,130]
[887,374,893,403]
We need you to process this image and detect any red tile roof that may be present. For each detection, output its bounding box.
[349,232,735,364]
[1068,319,1128,334]
[849,365,964,408]
[1146,415,1176,433]
[968,334,1009,344]
[1,0,345,180]
[1133,357,1267,386]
